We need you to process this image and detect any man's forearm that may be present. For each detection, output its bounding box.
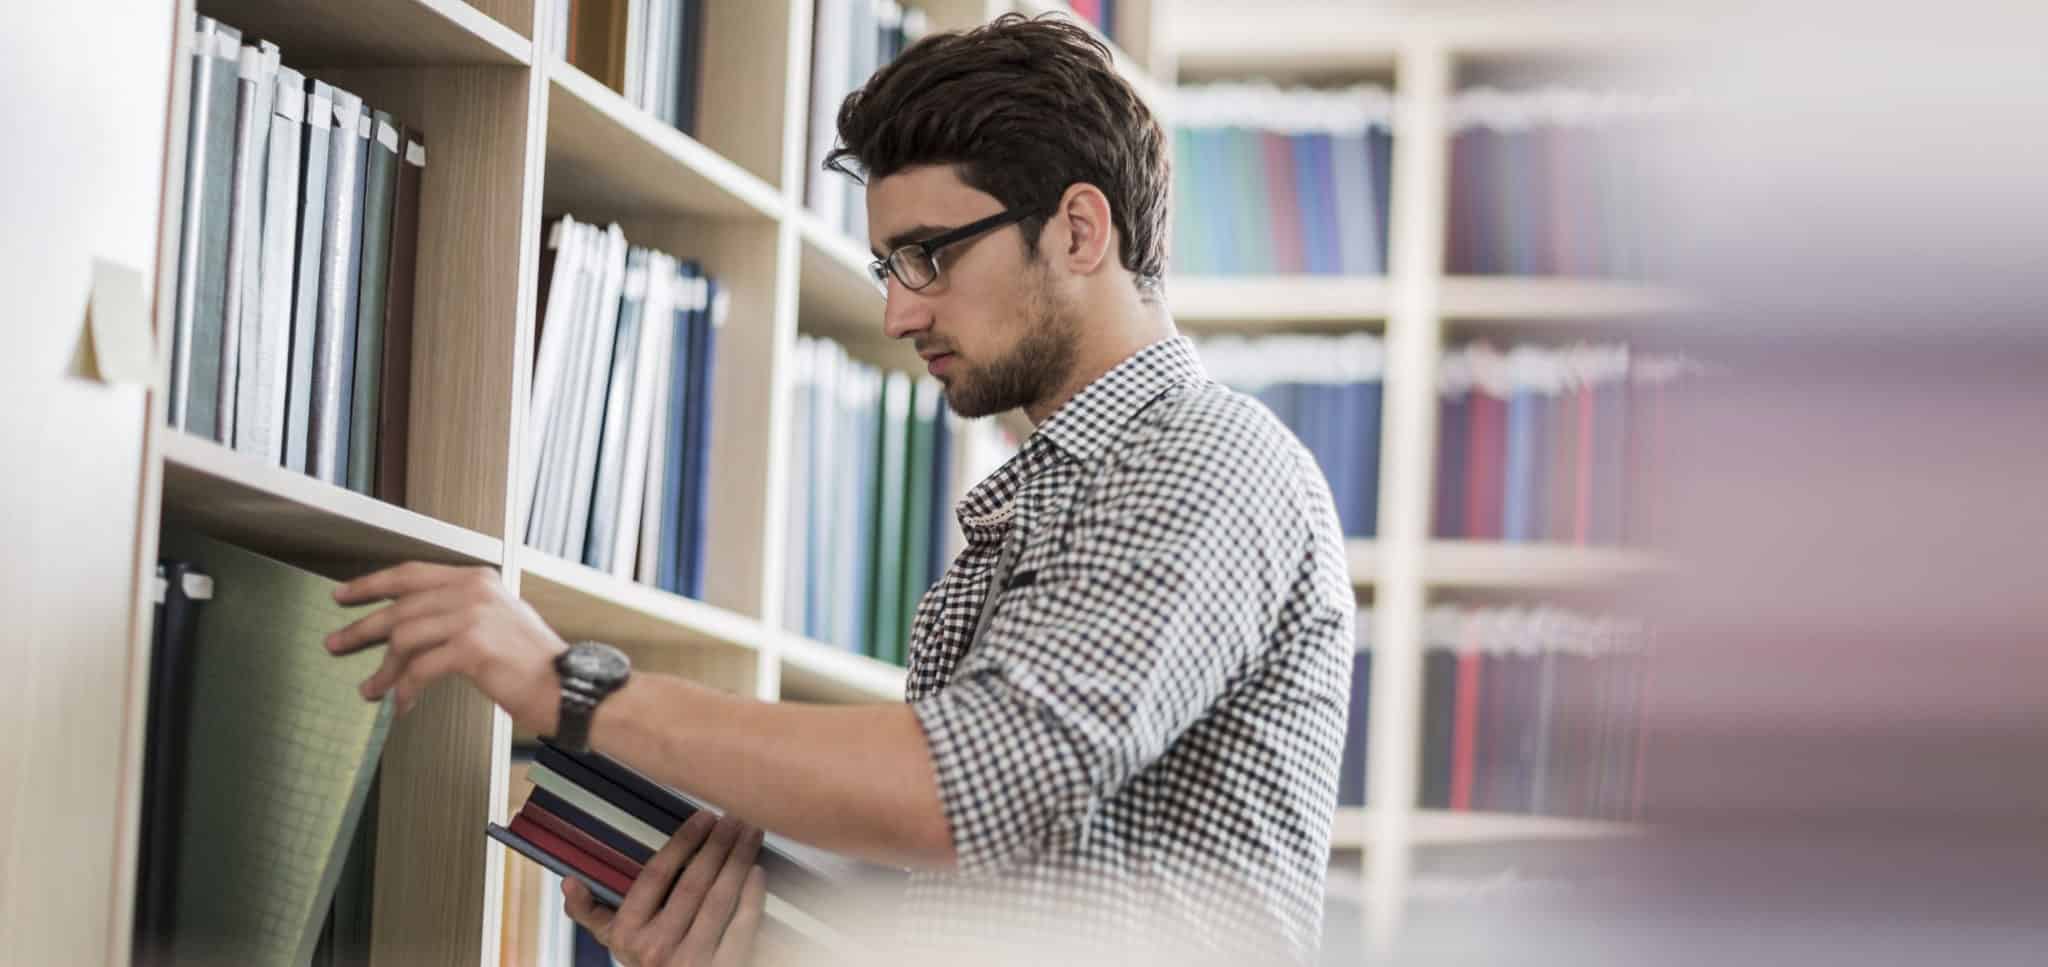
[586,672,957,872]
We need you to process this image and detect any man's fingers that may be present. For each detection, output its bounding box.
[615,811,715,932]
[355,610,471,701]
[325,585,469,656]
[712,867,767,967]
[389,644,469,713]
[682,825,762,965]
[561,877,615,944]
[333,561,483,605]
[645,815,743,948]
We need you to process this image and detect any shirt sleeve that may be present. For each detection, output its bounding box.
[911,415,1317,878]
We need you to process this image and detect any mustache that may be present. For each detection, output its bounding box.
[913,339,955,357]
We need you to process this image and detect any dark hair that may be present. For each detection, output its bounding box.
[825,13,1170,294]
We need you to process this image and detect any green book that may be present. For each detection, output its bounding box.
[867,372,912,666]
[154,528,395,966]
[897,378,940,654]
[348,110,403,494]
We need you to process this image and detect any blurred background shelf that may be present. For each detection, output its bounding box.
[1346,540,1669,589]
[1331,807,1640,849]
[777,634,910,704]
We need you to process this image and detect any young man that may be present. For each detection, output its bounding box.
[325,14,1352,965]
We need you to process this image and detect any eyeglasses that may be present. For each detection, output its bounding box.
[868,207,1038,296]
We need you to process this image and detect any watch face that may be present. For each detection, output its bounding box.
[564,642,630,684]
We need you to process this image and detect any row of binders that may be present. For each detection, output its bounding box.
[170,16,426,501]
[548,0,708,134]
[1435,343,1691,547]
[494,741,898,952]
[1446,88,1679,277]
[1198,334,1384,539]
[1068,0,1121,38]
[804,0,930,241]
[1171,83,1393,277]
[137,531,392,966]
[782,336,1017,664]
[525,216,726,599]
[1340,605,1651,821]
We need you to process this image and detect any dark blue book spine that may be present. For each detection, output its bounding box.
[1367,124,1393,273]
[1435,391,1468,538]
[926,407,952,589]
[534,744,682,835]
[1289,133,1325,275]
[1352,377,1383,538]
[682,280,719,599]
[658,264,698,592]
[1337,645,1370,807]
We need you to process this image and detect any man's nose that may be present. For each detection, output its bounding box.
[880,277,932,341]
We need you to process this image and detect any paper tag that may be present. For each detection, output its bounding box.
[622,267,648,299]
[237,45,261,80]
[308,94,333,129]
[214,32,239,60]
[357,114,371,138]
[82,257,156,387]
[276,78,305,122]
[405,141,426,166]
[376,120,399,152]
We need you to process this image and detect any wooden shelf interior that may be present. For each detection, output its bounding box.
[197,0,534,68]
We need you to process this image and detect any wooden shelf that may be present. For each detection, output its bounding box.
[542,59,783,221]
[198,0,531,67]
[1171,274,1391,327]
[1331,807,1637,849]
[517,549,767,655]
[796,211,881,332]
[776,635,909,705]
[159,431,503,567]
[1440,276,1695,321]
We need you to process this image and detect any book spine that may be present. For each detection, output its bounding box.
[311,90,365,483]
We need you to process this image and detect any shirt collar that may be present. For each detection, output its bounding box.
[953,336,1206,544]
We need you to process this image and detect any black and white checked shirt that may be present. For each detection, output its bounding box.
[899,337,1355,964]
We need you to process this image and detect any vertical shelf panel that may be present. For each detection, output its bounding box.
[314,61,533,967]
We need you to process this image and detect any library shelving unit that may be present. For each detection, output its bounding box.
[1159,0,1692,955]
[11,0,1671,963]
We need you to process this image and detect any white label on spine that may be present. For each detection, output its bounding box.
[182,573,215,600]
[308,95,333,129]
[405,141,426,166]
[377,120,399,152]
[277,80,305,122]
[711,289,731,328]
[238,46,261,79]
[333,99,358,129]
[215,32,239,60]
[357,114,371,138]
[623,267,648,299]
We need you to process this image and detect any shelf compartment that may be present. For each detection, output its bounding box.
[159,431,502,567]
[777,635,908,705]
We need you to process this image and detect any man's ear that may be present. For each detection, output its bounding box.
[1053,182,1116,276]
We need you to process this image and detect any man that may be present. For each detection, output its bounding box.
[325,14,1353,965]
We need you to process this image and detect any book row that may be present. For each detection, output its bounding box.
[804,0,931,241]
[1445,87,1679,277]
[1340,605,1651,820]
[782,336,1017,664]
[1170,83,1394,277]
[168,16,426,502]
[548,0,709,134]
[137,532,391,967]
[1435,342,1691,547]
[1197,333,1385,539]
[525,216,726,600]
[1069,0,1121,39]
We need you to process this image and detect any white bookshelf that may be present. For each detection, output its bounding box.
[1331,807,1637,850]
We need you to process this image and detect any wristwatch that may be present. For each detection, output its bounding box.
[550,641,631,754]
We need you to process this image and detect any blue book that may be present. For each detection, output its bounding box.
[1434,391,1469,539]
[1329,130,1376,276]
[836,364,871,654]
[1503,370,1540,542]
[1337,645,1370,807]
[850,370,880,654]
[1367,125,1394,273]
[1308,133,1345,276]
[1288,133,1329,275]
[1348,377,1383,538]
[784,342,813,633]
[656,263,697,594]
[1190,128,1235,274]
[806,346,836,640]
[1171,128,1202,275]
[680,279,720,600]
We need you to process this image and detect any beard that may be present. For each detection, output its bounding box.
[938,268,1079,419]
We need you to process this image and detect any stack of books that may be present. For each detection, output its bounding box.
[804,0,931,242]
[491,741,898,951]
[1171,82,1394,277]
[549,0,709,134]
[1341,604,1651,820]
[1198,333,1385,539]
[1435,343,1692,547]
[782,335,1017,662]
[1445,87,1680,277]
[524,215,725,599]
[169,15,427,502]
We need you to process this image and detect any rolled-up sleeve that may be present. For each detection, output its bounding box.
[912,429,1310,878]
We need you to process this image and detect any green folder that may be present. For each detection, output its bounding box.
[898,379,939,655]
[867,373,911,666]
[155,528,395,966]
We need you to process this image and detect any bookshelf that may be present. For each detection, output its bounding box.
[11,0,1672,963]
[1331,807,1636,850]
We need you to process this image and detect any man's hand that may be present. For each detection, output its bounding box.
[324,563,567,732]
[566,811,768,967]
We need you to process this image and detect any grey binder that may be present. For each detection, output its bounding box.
[348,111,401,495]
[217,43,267,445]
[171,17,241,439]
[310,89,364,485]
[286,80,334,474]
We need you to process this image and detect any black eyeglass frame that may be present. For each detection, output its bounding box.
[867,206,1040,295]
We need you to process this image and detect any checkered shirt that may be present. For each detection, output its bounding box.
[899,336,1355,964]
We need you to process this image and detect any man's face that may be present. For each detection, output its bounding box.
[867,165,1076,419]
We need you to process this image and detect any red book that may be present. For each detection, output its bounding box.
[1449,646,1484,811]
[1464,381,1507,540]
[509,813,635,897]
[1070,0,1103,29]
[521,801,643,880]
[1261,131,1305,274]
